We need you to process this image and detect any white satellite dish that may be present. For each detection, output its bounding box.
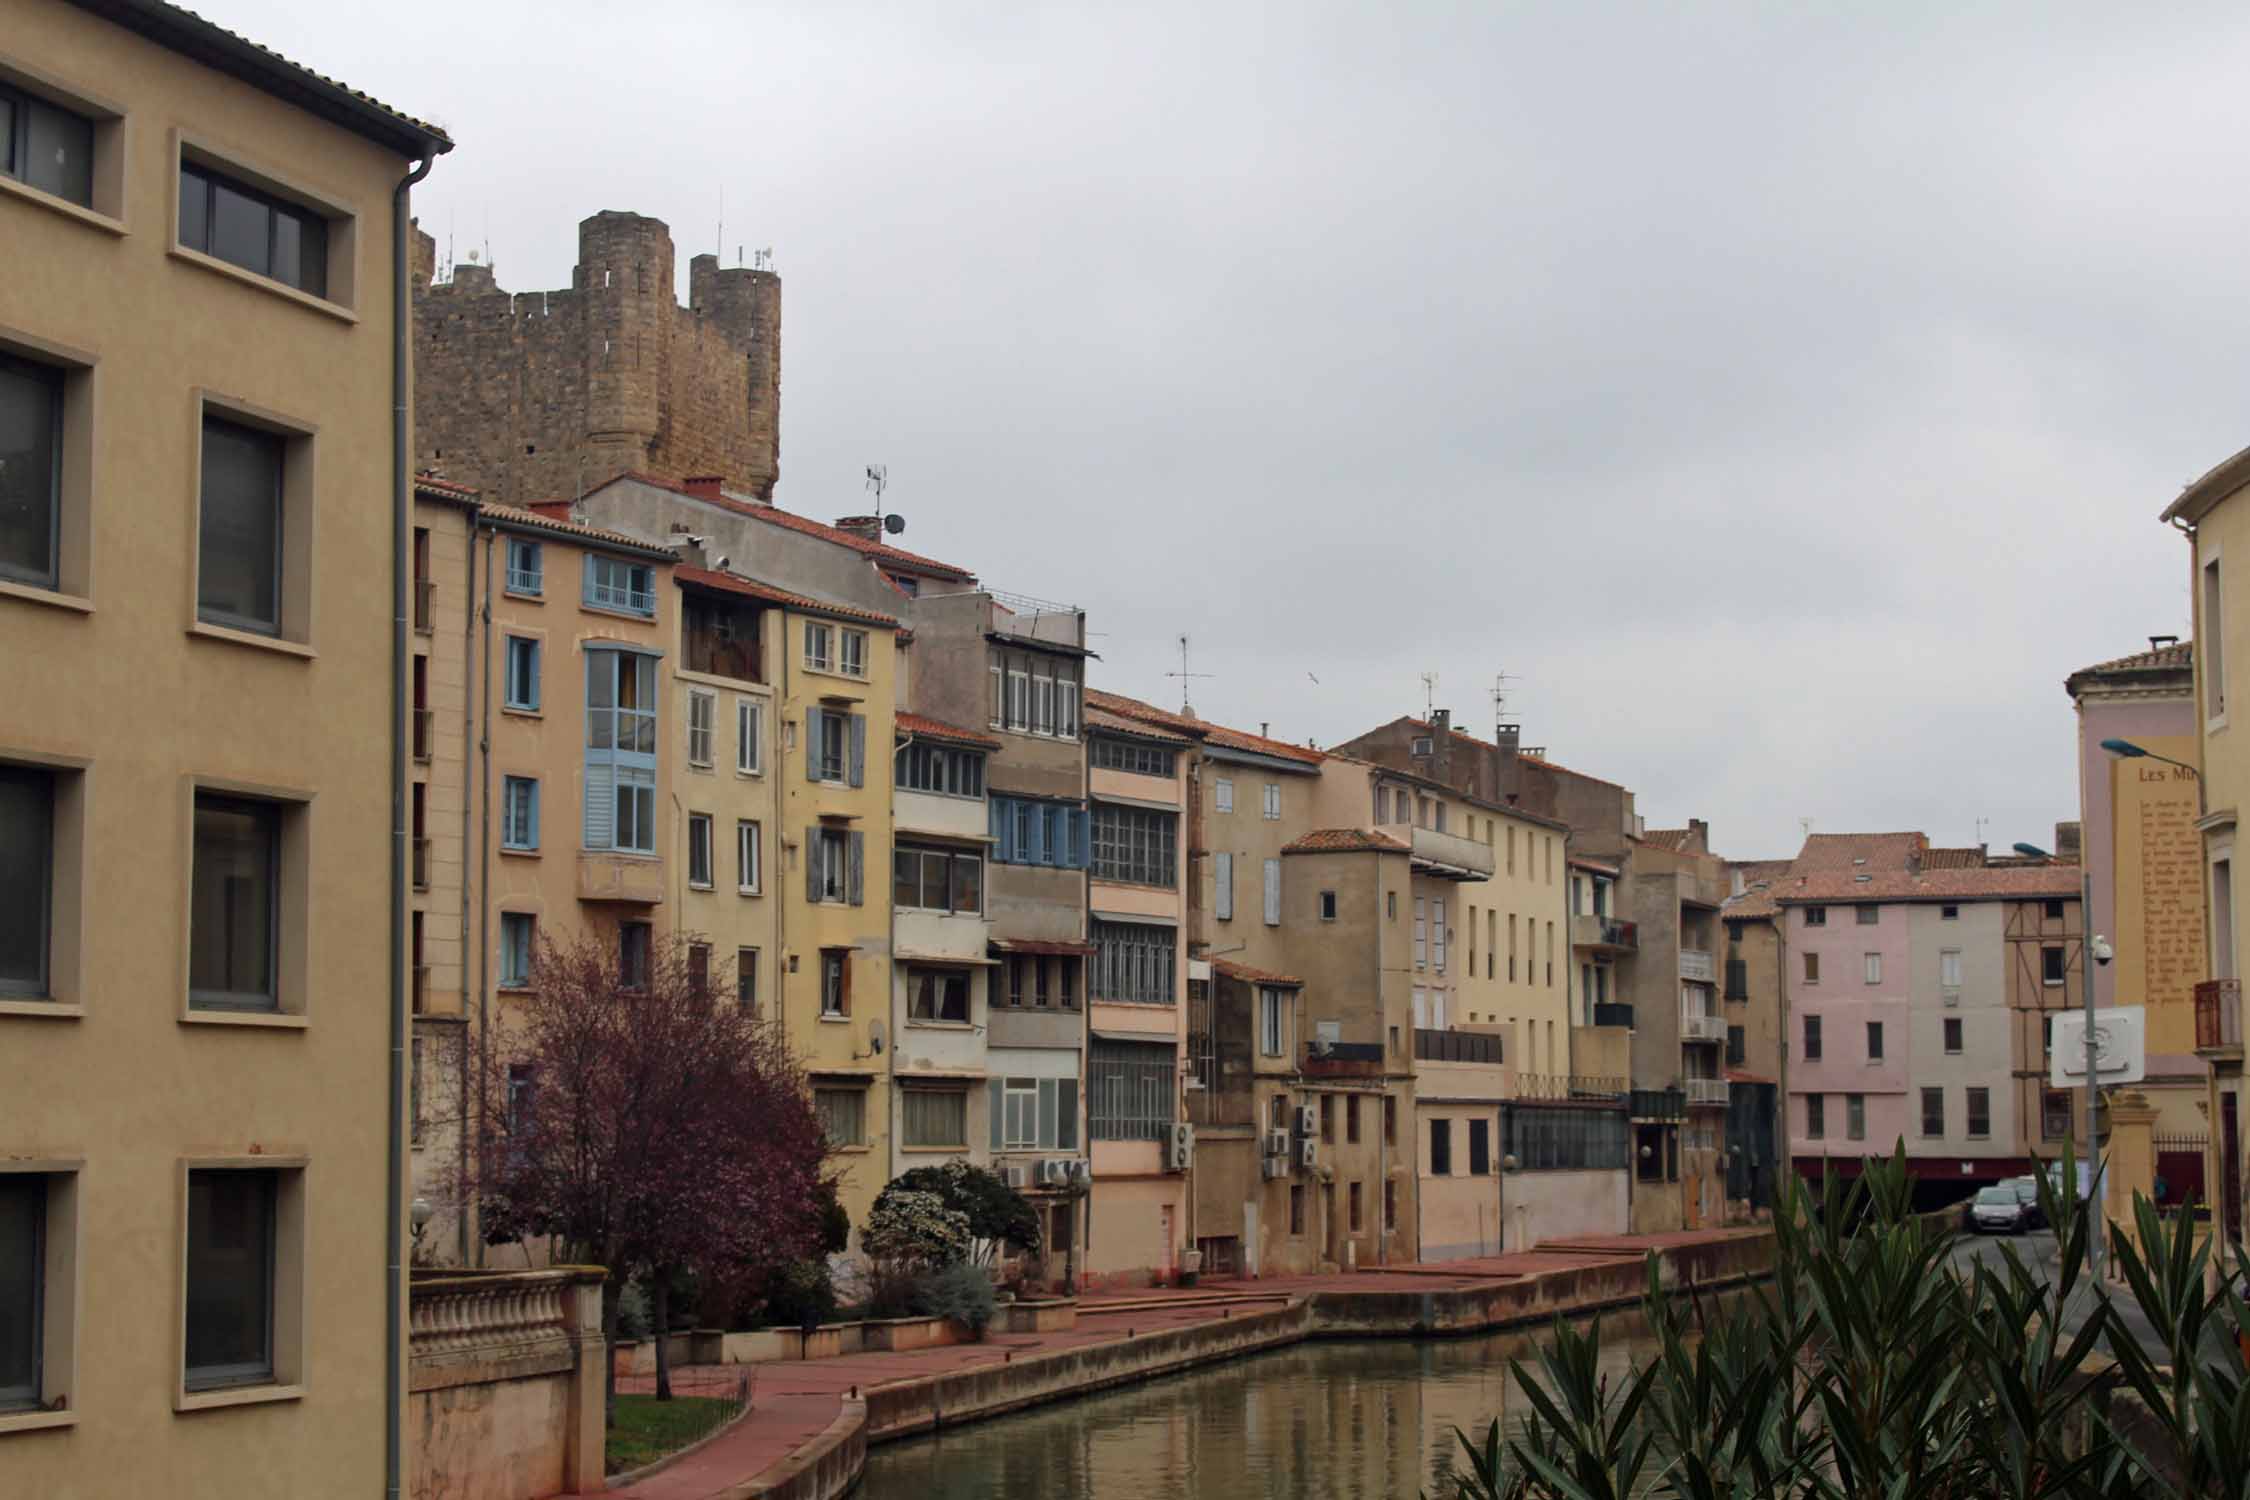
[2050,1006,2145,1088]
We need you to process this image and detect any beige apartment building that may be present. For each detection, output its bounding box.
[0,2,449,1493]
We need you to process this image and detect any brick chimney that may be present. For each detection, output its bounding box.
[683,475,726,500]
[527,500,574,522]
[1689,817,1709,850]
[832,515,882,542]
[2055,820,2083,862]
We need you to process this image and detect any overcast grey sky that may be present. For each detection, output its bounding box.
[220,1,2233,857]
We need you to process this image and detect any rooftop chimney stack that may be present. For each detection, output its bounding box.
[683,475,726,500]
[1432,707,1451,735]
[832,514,883,542]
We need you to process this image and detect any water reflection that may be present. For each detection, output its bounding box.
[863,1304,1681,1499]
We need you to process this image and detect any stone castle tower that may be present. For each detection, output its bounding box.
[410,210,780,506]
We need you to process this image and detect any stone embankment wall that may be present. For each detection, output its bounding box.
[409,1267,606,1500]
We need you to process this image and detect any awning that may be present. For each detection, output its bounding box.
[990,938,1096,957]
[1092,791,1183,814]
[897,951,1002,967]
[806,1068,877,1082]
[895,1071,985,1086]
[1091,1030,1179,1047]
[1089,910,1177,928]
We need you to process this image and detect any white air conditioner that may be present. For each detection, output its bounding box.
[1069,1159,1093,1187]
[1168,1123,1195,1172]
[1032,1160,1061,1188]
[1002,1163,1028,1189]
[1298,1138,1319,1169]
[1262,1153,1291,1181]
[1942,988,1961,1008]
[1295,1105,1318,1136]
[1264,1129,1291,1157]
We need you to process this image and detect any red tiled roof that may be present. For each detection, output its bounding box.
[1722,890,1780,920]
[1282,828,1411,855]
[1085,706,1194,744]
[480,503,676,559]
[1640,828,1694,852]
[674,565,901,628]
[896,712,1000,749]
[602,472,976,581]
[1790,832,1927,874]
[1920,846,1987,870]
[1213,958,1302,987]
[2072,641,2193,677]
[1775,865,2083,904]
[414,472,479,499]
[1088,689,1325,766]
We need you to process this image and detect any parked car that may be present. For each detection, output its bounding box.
[2008,1177,2045,1231]
[1972,1184,2031,1234]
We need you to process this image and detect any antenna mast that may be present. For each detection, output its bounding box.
[1166,635,1213,714]
[1420,671,1439,719]
[1488,670,1518,735]
[865,464,887,532]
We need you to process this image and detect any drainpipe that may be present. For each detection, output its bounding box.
[454,498,480,1269]
[388,151,436,1500]
[473,526,496,1267]
[889,729,914,1189]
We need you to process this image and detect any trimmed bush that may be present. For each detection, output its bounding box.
[913,1260,998,1341]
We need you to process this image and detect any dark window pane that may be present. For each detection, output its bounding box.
[0,1175,39,1409]
[209,178,270,277]
[22,97,92,207]
[290,210,327,298]
[951,853,981,914]
[0,356,60,587]
[271,209,303,292]
[190,795,277,1010]
[197,417,282,633]
[0,767,52,995]
[0,97,15,181]
[184,1170,275,1389]
[178,164,209,251]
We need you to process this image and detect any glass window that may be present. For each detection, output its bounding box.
[501,776,539,851]
[0,1174,40,1410]
[737,700,764,775]
[907,967,971,1023]
[1468,1118,1491,1175]
[1943,1017,1962,1054]
[0,354,62,588]
[1805,1095,1825,1139]
[1260,987,1285,1055]
[736,947,758,1011]
[821,951,847,1015]
[1922,1087,1945,1136]
[1802,1014,1821,1059]
[505,538,543,595]
[190,793,278,1011]
[901,1089,967,1147]
[687,813,713,887]
[184,1170,276,1390]
[1966,1087,1991,1139]
[815,1087,864,1147]
[736,820,761,893]
[2043,946,2067,984]
[1804,906,1826,926]
[1866,1021,1883,1060]
[687,691,715,766]
[1090,803,1177,886]
[1088,1038,1175,1141]
[178,164,327,297]
[619,922,650,989]
[2,85,93,206]
[1846,1094,1865,1141]
[498,913,533,988]
[197,416,283,635]
[1090,737,1176,777]
[504,637,540,711]
[1214,778,1233,813]
[1855,904,1878,925]
[583,554,655,616]
[839,628,867,678]
[1092,918,1176,1004]
[803,621,833,672]
[0,766,52,997]
[1430,1119,1453,1175]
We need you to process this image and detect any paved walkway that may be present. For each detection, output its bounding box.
[567,1228,1760,1499]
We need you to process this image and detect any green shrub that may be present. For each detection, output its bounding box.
[761,1260,836,1331]
[913,1260,998,1341]
[861,1188,972,1268]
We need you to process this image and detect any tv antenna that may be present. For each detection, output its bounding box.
[1420,671,1439,718]
[1975,816,1989,848]
[1489,670,1518,731]
[753,247,773,272]
[1800,817,1816,841]
[865,465,904,536]
[1166,635,1213,714]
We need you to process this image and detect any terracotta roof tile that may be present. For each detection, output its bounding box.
[479,503,676,559]
[1776,865,2083,904]
[2072,641,2193,677]
[1920,846,1988,870]
[1282,828,1412,855]
[602,473,976,581]
[896,712,1000,749]
[1640,828,1694,852]
[1396,719,1627,789]
[1722,890,1781,920]
[1213,958,1302,987]
[414,473,479,499]
[674,565,900,628]
[1087,689,1326,765]
[1790,832,1928,874]
[1085,706,1195,744]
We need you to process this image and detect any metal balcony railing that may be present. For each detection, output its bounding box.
[1413,1028,1503,1065]
[1679,949,1717,984]
[1592,1002,1634,1028]
[2197,978,2242,1054]
[414,577,435,634]
[1684,1078,1730,1107]
[1571,913,1638,951]
[1681,1012,1728,1043]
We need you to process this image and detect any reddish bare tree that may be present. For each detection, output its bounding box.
[466,926,830,1407]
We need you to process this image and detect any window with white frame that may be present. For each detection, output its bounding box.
[501,776,539,851]
[1263,782,1281,820]
[1433,898,1448,971]
[1939,949,1962,988]
[687,813,714,888]
[1214,777,1234,813]
[1414,897,1428,968]
[505,538,542,595]
[838,627,867,678]
[1091,919,1175,1005]
[1259,986,1287,1056]
[504,636,541,712]
[907,966,972,1023]
[499,912,534,988]
[584,650,657,854]
[803,620,834,673]
[896,741,984,797]
[1091,803,1177,886]
[809,827,861,905]
[815,1087,864,1146]
[687,691,715,767]
[1863,952,1881,985]
[988,1076,1078,1152]
[820,950,848,1016]
[736,820,761,894]
[1006,668,1030,730]
[736,698,763,775]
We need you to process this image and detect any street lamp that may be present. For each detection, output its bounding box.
[2014,837,2104,1275]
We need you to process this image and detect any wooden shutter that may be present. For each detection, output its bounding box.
[1263,858,1281,925]
[847,830,865,906]
[1026,803,1046,865]
[804,709,823,780]
[1215,852,1233,919]
[847,713,866,788]
[805,827,822,903]
[583,763,614,848]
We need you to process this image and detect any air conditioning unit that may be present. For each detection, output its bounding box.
[1069,1159,1093,1188]
[1031,1160,1060,1188]
[1264,1129,1291,1157]
[1295,1105,1318,1136]
[1942,988,1961,1008]
[1261,1153,1291,1181]
[1168,1122,1195,1172]
[1298,1138,1319,1170]
[1001,1162,1028,1189]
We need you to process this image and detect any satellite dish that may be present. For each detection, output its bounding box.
[882,513,906,536]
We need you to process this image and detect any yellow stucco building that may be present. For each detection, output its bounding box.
[0,1,449,1491]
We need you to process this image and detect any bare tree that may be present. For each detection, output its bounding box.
[464,926,830,1408]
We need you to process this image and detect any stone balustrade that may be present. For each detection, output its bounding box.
[409,1265,607,1500]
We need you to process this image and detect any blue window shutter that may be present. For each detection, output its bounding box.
[847,830,865,906]
[1027,803,1045,865]
[991,798,1010,862]
[583,763,614,848]
[805,710,824,781]
[1075,809,1091,869]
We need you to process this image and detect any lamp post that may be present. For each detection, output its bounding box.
[2014,838,2102,1276]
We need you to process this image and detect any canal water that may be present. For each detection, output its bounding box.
[859,1303,1684,1499]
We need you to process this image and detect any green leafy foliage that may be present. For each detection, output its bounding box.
[889,1161,1042,1262]
[912,1260,999,1341]
[861,1188,973,1268]
[1429,1142,2248,1500]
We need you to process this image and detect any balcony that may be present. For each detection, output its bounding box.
[1377,823,1496,881]
[1514,1073,1627,1102]
[412,707,434,764]
[2196,978,2243,1060]
[578,851,665,905]
[1680,1012,1727,1044]
[683,593,764,683]
[1303,1039,1385,1079]
[1571,913,1638,952]
[414,576,435,634]
[1631,1087,1684,1121]
[1413,1028,1503,1065]
[1684,1078,1730,1108]
[1679,949,1716,984]
[1592,1002,1635,1028]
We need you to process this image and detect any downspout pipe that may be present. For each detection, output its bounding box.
[388,152,436,1500]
